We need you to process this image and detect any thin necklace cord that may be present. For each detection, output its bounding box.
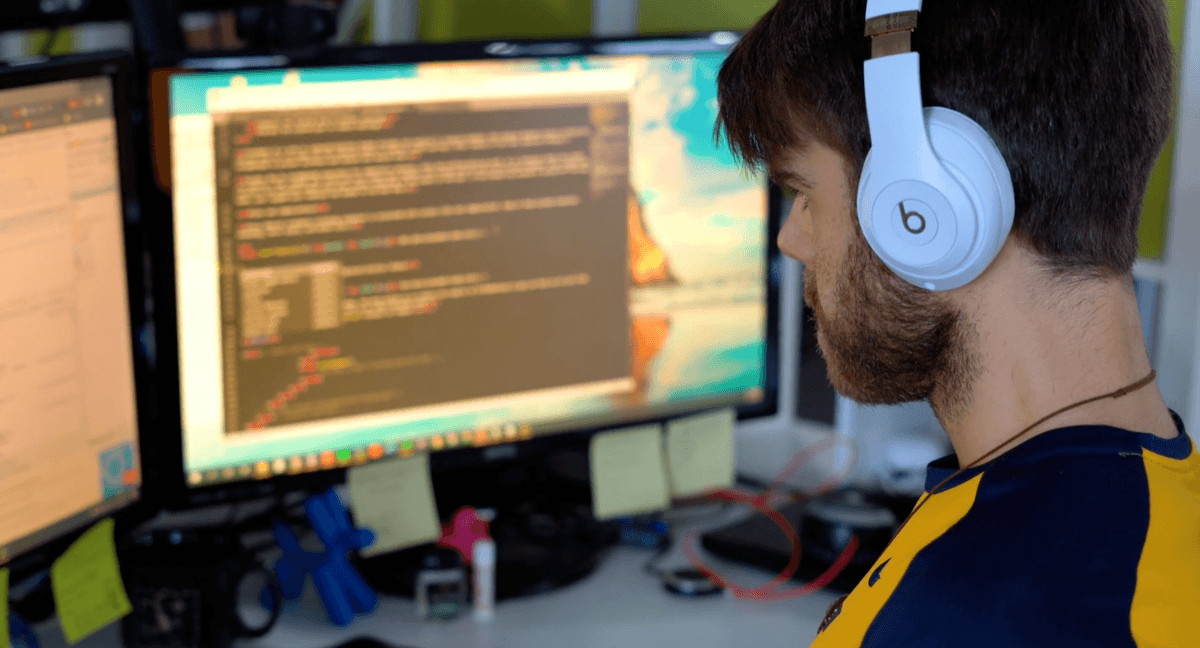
[894,369,1158,536]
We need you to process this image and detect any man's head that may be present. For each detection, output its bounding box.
[717,0,1174,409]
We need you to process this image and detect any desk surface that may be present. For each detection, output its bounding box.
[253,547,839,648]
[35,545,840,648]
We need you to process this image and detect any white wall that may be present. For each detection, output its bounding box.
[1156,0,1200,432]
[593,0,640,36]
[372,0,419,44]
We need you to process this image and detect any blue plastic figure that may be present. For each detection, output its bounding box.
[263,489,378,626]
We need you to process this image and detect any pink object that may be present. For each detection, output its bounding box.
[437,507,491,564]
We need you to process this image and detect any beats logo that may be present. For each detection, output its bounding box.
[899,201,927,235]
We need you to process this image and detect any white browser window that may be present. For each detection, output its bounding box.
[0,77,140,560]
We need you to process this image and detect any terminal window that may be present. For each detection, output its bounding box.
[211,92,634,434]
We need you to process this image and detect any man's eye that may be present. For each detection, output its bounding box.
[785,188,809,210]
[774,181,809,209]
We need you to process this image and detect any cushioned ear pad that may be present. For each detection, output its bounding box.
[857,107,1015,291]
[922,106,1015,283]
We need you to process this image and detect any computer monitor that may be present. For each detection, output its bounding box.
[157,33,780,504]
[0,52,149,573]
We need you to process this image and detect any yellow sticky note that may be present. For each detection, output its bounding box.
[666,408,737,497]
[589,425,671,520]
[347,454,441,557]
[2,567,10,648]
[50,518,132,645]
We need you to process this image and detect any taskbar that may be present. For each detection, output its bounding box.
[188,422,537,488]
[187,387,764,489]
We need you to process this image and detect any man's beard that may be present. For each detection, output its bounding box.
[806,227,979,418]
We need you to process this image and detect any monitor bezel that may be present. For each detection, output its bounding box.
[0,51,157,580]
[148,33,783,509]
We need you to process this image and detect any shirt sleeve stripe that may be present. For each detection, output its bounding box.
[810,474,982,648]
[1131,448,1200,647]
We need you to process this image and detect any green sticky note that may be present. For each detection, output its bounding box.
[50,518,132,644]
[2,568,10,648]
[347,454,441,557]
[589,425,671,520]
[666,409,737,497]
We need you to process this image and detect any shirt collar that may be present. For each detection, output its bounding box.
[923,410,1192,492]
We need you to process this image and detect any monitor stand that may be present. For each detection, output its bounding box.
[353,447,620,601]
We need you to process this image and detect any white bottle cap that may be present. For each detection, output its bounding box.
[472,539,496,565]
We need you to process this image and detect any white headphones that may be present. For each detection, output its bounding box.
[858,0,1015,291]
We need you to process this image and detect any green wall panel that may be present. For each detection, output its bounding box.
[418,0,592,42]
[1140,0,1187,260]
[637,0,775,34]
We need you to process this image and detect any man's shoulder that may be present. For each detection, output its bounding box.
[918,426,1183,594]
[967,423,1199,524]
[853,425,1200,648]
[929,422,1195,521]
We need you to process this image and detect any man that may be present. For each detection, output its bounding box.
[716,1,1200,646]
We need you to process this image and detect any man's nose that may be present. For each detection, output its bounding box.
[777,207,815,265]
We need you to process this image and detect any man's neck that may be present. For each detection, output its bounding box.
[932,244,1177,467]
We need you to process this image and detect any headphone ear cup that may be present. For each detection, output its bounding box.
[922,107,1015,286]
[857,107,1014,291]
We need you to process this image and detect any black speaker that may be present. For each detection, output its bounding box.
[236,3,337,48]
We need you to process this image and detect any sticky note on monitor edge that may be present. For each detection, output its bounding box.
[589,424,671,520]
[50,518,133,645]
[666,408,736,497]
[347,454,442,557]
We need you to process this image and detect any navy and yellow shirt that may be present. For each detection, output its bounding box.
[812,419,1200,647]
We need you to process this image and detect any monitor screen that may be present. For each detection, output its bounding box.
[0,75,141,562]
[169,42,772,488]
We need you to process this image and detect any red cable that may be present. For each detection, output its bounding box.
[743,536,858,601]
[752,436,856,508]
[682,441,861,601]
[702,489,802,593]
[773,437,836,483]
[681,488,859,601]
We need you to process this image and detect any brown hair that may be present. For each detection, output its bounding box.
[717,0,1174,277]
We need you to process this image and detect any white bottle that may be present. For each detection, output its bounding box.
[472,538,496,620]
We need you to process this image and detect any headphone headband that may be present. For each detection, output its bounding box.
[861,0,939,203]
[865,10,917,58]
[865,0,923,21]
